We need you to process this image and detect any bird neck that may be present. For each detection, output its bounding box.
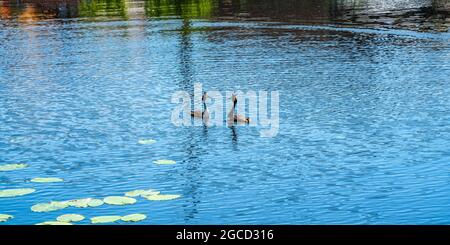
[228,100,237,118]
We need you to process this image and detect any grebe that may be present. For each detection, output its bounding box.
[191,92,209,122]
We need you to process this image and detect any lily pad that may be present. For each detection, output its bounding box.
[57,214,85,222]
[121,214,146,222]
[87,198,104,207]
[9,136,31,144]
[30,177,63,183]
[91,216,121,224]
[103,196,136,205]
[0,214,14,222]
[153,159,176,165]
[0,163,28,171]
[125,189,160,197]
[138,139,156,145]
[36,221,72,225]
[0,188,36,198]
[31,201,69,212]
[143,194,181,201]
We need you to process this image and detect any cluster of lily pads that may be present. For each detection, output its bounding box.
[0,139,181,224]
[29,189,179,225]
[36,213,148,225]
[30,191,180,212]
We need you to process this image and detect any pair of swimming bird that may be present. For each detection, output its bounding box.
[190,92,250,124]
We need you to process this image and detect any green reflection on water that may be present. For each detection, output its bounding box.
[144,0,215,18]
[79,0,128,18]
[78,0,215,19]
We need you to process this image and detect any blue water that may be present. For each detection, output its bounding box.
[1,0,450,224]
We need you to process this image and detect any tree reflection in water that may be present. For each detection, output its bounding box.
[0,0,448,32]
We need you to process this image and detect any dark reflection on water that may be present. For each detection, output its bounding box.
[0,0,449,32]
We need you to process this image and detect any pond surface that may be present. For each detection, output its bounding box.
[0,0,449,224]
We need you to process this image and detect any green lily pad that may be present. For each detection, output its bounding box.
[121,214,147,222]
[0,188,36,198]
[138,139,156,145]
[36,221,72,225]
[87,198,104,207]
[30,177,63,183]
[103,196,136,205]
[143,194,181,201]
[57,214,85,222]
[125,189,160,197]
[31,201,69,212]
[67,198,92,208]
[0,163,28,171]
[0,214,14,222]
[91,216,121,224]
[153,159,176,165]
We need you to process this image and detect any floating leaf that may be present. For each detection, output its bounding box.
[31,177,63,183]
[153,159,176,165]
[57,214,85,223]
[0,188,35,198]
[103,196,136,205]
[36,221,72,225]
[121,214,146,222]
[31,201,69,212]
[143,194,181,201]
[91,216,121,224]
[0,163,28,171]
[125,189,160,197]
[87,198,104,207]
[138,139,156,145]
[0,214,14,222]
[9,136,31,144]
[67,198,92,208]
